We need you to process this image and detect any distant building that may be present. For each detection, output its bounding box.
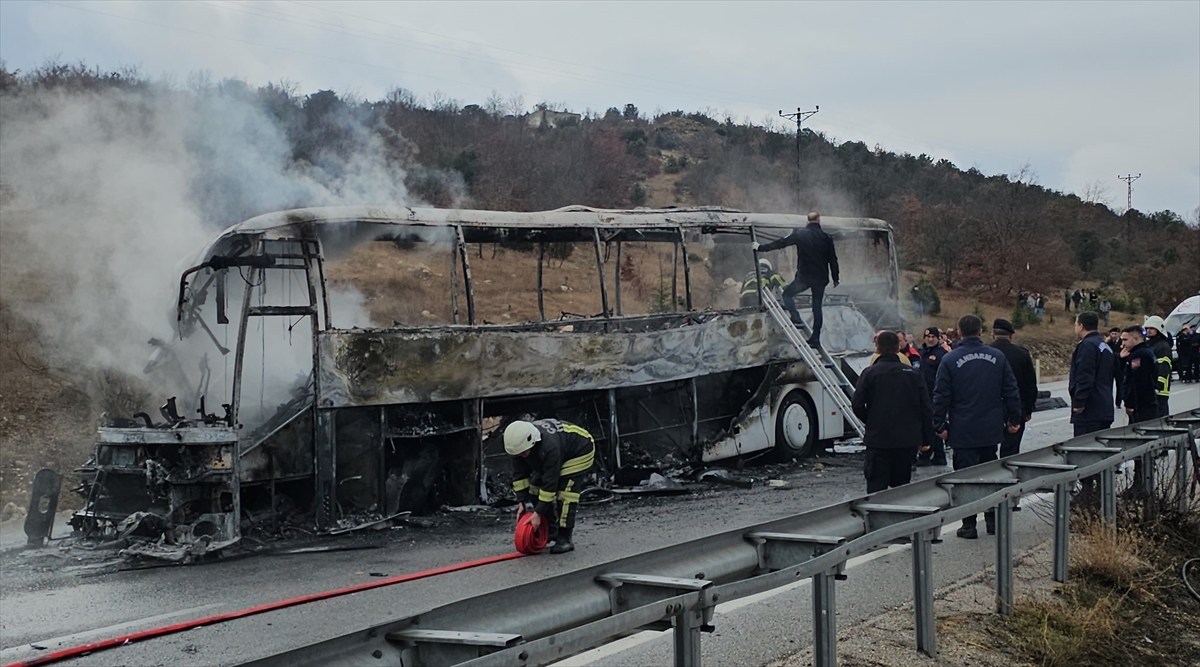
[525,109,581,129]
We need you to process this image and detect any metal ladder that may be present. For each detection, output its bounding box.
[760,290,866,438]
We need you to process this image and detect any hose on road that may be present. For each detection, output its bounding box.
[4,551,526,667]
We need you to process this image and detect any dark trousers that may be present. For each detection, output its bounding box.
[1073,419,1111,437]
[952,446,998,528]
[781,278,826,337]
[999,422,1026,458]
[864,447,917,493]
[1156,395,1170,418]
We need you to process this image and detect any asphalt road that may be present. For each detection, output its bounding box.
[1,380,1196,667]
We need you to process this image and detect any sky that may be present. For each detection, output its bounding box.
[2,0,1197,218]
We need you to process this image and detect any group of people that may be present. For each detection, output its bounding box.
[1167,322,1200,384]
[1064,289,1116,325]
[1015,291,1046,319]
[852,315,1035,538]
[852,307,1186,540]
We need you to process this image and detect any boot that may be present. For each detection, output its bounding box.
[984,511,996,536]
[956,519,978,539]
[550,529,574,554]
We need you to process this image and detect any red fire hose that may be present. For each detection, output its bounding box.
[514,512,550,554]
[5,551,526,667]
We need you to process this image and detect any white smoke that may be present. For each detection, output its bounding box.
[0,78,434,422]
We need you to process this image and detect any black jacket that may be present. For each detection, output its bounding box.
[931,337,1023,449]
[918,342,950,399]
[992,338,1038,418]
[511,419,595,517]
[1147,333,1173,398]
[1121,342,1159,421]
[1108,336,1124,407]
[1068,331,1116,425]
[758,223,840,286]
[852,355,935,450]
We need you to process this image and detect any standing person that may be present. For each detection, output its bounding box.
[1088,290,1098,310]
[932,315,1023,539]
[897,331,922,367]
[1098,298,1112,327]
[505,419,596,554]
[1120,327,1160,423]
[1188,324,1200,383]
[1072,290,1083,312]
[1177,325,1195,383]
[752,211,840,347]
[1107,328,1124,409]
[739,258,787,308]
[1143,316,1173,416]
[1064,289,1072,312]
[991,319,1038,459]
[851,332,935,493]
[917,327,950,467]
[1068,312,1116,436]
[1035,293,1045,320]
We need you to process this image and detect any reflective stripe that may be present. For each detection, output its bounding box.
[561,450,595,477]
[538,489,556,503]
[562,424,594,440]
[558,480,575,528]
[558,491,581,502]
[513,478,530,492]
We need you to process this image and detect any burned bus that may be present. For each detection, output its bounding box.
[72,206,902,548]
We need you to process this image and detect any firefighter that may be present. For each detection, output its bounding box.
[1120,326,1160,423]
[739,258,787,308]
[1142,316,1172,416]
[505,419,595,554]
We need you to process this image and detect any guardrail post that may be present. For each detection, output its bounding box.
[1140,452,1156,521]
[1101,465,1117,524]
[1177,440,1191,515]
[995,501,1013,616]
[1053,482,1069,583]
[911,530,936,657]
[673,608,702,667]
[812,570,837,667]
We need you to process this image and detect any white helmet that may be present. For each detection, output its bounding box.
[758,258,772,271]
[1143,315,1165,333]
[504,420,541,455]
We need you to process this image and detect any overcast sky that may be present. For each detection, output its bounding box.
[2,0,1197,217]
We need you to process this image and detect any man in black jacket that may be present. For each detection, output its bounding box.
[1068,312,1116,436]
[505,419,596,554]
[991,319,1037,458]
[753,211,840,347]
[852,331,934,493]
[1107,328,1124,408]
[1120,326,1160,423]
[916,327,950,467]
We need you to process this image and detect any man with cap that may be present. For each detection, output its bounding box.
[991,319,1038,459]
[752,211,840,347]
[505,418,596,554]
[739,258,787,308]
[916,327,950,467]
[1143,316,1172,416]
[1068,312,1116,436]
[1119,326,1160,423]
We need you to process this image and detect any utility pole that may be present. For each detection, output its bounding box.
[779,106,819,213]
[1117,173,1141,212]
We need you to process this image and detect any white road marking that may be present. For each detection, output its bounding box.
[0,603,224,660]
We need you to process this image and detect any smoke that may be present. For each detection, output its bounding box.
[0,77,441,421]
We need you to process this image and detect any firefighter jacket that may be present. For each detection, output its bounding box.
[757,223,840,286]
[1068,331,1115,425]
[1147,333,1173,398]
[1121,342,1159,421]
[739,269,787,298]
[851,354,935,451]
[931,337,1022,449]
[992,338,1038,418]
[919,342,950,400]
[511,419,595,518]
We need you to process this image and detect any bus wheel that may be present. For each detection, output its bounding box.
[774,390,816,460]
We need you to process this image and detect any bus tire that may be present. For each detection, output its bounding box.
[774,390,817,460]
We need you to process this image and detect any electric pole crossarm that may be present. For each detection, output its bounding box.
[779,105,819,214]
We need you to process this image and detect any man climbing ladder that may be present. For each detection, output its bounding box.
[752,211,840,348]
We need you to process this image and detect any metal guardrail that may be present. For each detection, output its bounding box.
[244,410,1200,667]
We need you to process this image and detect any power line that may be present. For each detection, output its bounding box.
[1118,173,1142,211]
[779,106,819,213]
